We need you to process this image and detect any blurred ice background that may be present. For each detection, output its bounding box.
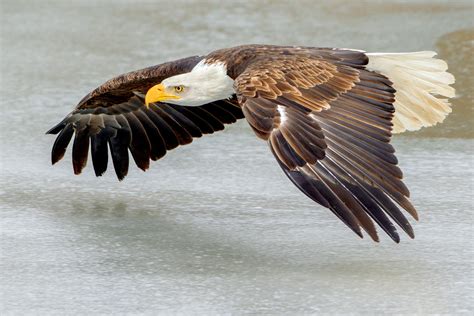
[1,0,473,314]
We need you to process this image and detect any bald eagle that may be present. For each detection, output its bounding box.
[47,45,455,242]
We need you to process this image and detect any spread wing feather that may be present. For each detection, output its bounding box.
[235,53,417,242]
[47,96,244,180]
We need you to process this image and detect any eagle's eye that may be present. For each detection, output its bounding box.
[174,85,185,93]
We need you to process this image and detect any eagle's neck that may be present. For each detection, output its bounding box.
[187,59,235,104]
[159,59,235,107]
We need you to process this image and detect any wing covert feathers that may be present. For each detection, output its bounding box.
[235,56,359,113]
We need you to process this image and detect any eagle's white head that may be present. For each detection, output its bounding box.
[145,60,235,107]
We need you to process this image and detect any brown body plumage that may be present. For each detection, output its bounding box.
[47,44,455,242]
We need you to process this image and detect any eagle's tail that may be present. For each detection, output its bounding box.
[366,51,455,134]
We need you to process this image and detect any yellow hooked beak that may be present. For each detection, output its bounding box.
[145,83,180,107]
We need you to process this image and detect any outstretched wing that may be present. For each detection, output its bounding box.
[47,57,244,180]
[235,52,418,242]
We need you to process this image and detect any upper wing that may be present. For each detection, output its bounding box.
[47,57,244,180]
[235,53,418,242]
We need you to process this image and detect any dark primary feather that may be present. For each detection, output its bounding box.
[90,128,110,176]
[51,123,74,164]
[108,128,131,180]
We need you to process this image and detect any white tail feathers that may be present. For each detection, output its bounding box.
[366,51,455,134]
